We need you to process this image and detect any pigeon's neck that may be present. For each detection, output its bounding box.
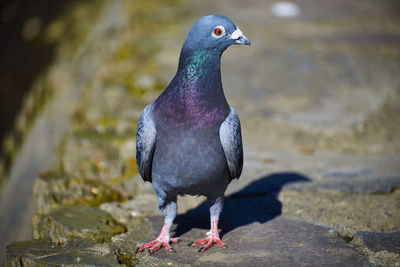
[177,48,222,84]
[154,47,229,130]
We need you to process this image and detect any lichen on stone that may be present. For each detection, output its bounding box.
[33,206,127,243]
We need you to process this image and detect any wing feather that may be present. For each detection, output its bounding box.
[136,103,156,182]
[219,106,243,180]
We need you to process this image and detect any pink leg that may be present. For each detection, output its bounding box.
[192,219,225,252]
[137,223,178,254]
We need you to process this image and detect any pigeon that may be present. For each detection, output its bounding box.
[136,14,250,254]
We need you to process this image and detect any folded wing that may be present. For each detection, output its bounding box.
[219,106,243,180]
[136,103,156,182]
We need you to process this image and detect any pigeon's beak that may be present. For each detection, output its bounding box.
[230,27,251,46]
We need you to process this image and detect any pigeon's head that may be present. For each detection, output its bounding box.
[183,15,250,53]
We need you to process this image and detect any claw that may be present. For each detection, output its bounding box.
[192,238,208,246]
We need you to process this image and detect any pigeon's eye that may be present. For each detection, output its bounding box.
[212,26,225,38]
[214,28,223,35]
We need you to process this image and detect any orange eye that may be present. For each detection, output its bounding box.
[214,28,223,36]
[212,25,225,38]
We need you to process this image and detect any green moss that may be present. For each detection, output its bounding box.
[74,128,116,141]
[34,173,124,214]
[71,117,136,144]
[116,247,139,267]
[33,206,126,243]
[109,157,139,184]
[96,0,188,100]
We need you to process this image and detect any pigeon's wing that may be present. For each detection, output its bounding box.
[219,106,243,180]
[136,103,156,182]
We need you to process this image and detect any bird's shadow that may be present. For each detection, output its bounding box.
[173,172,310,239]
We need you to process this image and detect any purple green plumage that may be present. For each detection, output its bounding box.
[135,14,249,253]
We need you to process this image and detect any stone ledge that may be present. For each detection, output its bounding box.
[5,239,120,267]
[32,206,127,243]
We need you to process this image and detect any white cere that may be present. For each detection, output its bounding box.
[230,28,243,40]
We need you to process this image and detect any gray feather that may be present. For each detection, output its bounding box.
[136,103,156,182]
[219,106,243,180]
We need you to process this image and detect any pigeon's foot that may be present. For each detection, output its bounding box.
[136,223,178,254]
[192,219,225,252]
[192,235,225,252]
[137,237,178,254]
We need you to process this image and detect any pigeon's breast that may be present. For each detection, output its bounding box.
[152,127,230,197]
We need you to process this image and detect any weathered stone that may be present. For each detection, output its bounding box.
[100,195,158,227]
[229,172,311,196]
[357,231,400,254]
[99,178,158,219]
[226,149,400,197]
[322,167,375,179]
[285,174,400,193]
[33,206,126,243]
[111,185,371,266]
[111,218,154,250]
[115,247,139,267]
[279,188,400,238]
[110,174,397,266]
[352,231,400,266]
[5,239,119,266]
[33,172,123,214]
[62,125,136,182]
[132,215,369,266]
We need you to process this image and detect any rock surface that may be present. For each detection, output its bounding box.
[32,206,126,243]
[132,216,371,266]
[33,173,122,214]
[280,189,400,236]
[285,173,400,193]
[5,239,120,266]
[352,231,400,266]
[357,231,400,254]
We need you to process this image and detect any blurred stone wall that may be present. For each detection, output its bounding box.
[1,0,400,266]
